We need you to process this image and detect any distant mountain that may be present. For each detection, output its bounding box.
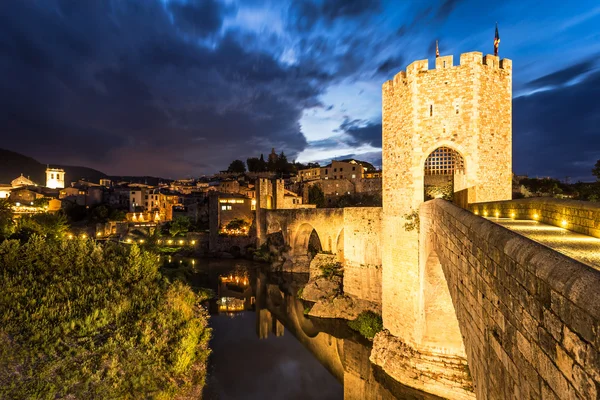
[0,148,107,185]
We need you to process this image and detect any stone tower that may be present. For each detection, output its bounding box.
[381,52,512,344]
[45,167,65,189]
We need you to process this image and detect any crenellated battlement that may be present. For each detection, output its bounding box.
[385,51,511,88]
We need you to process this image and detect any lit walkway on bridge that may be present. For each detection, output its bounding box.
[488,218,600,270]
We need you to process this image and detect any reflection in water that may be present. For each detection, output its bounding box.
[163,257,438,399]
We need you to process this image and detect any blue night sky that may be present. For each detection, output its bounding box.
[1,1,599,180]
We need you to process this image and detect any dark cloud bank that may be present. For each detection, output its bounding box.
[0,0,598,180]
[0,1,321,177]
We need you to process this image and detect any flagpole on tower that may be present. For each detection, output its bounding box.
[494,22,500,57]
[436,40,440,58]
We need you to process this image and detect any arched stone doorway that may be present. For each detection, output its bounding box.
[423,146,466,206]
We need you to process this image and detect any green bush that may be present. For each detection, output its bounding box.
[253,243,271,262]
[348,311,383,340]
[319,261,343,279]
[0,236,211,399]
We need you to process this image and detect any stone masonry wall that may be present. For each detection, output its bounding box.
[342,207,383,304]
[470,197,600,239]
[423,199,600,399]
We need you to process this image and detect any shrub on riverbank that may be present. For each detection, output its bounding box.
[0,236,211,399]
[348,311,383,340]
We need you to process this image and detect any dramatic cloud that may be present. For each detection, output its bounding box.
[526,57,598,89]
[167,0,230,37]
[0,1,320,177]
[0,0,598,178]
[338,119,382,148]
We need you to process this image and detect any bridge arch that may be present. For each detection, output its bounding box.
[292,222,323,258]
[421,250,466,355]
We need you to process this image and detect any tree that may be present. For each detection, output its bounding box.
[246,157,261,173]
[0,199,14,240]
[308,185,326,208]
[169,216,191,237]
[91,205,109,222]
[14,213,69,240]
[258,154,267,172]
[227,159,246,174]
[109,208,127,221]
[593,160,600,181]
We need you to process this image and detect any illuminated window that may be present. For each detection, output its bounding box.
[221,205,227,210]
[352,174,356,179]
[424,147,465,176]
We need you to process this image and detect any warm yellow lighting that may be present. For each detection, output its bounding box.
[126,238,132,243]
[15,202,20,207]
[179,240,184,245]
[139,239,145,244]
[474,210,479,215]
[561,220,568,227]
[483,211,488,217]
[96,232,102,237]
[68,234,73,239]
[157,239,162,244]
[191,240,196,245]
[510,212,516,218]
[495,211,500,218]
[533,213,539,220]
[192,260,195,265]
[167,239,173,245]
[81,234,87,239]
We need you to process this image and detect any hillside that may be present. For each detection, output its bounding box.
[0,148,107,185]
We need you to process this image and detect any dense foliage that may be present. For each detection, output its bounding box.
[12,213,69,241]
[348,311,383,341]
[169,216,192,237]
[0,199,14,241]
[307,185,326,208]
[0,237,211,399]
[226,159,246,174]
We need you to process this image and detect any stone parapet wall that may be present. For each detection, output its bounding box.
[423,199,600,399]
[470,197,600,238]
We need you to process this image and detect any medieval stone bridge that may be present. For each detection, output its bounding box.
[256,51,600,399]
[261,199,600,399]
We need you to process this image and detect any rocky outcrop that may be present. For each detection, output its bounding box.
[301,253,381,320]
[302,276,342,302]
[308,294,380,320]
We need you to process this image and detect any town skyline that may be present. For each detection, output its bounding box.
[1,1,599,181]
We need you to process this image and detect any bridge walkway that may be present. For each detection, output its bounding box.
[488,218,600,270]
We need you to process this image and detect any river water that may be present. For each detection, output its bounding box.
[161,257,438,400]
